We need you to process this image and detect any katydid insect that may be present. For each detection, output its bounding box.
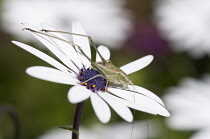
[23,27,134,91]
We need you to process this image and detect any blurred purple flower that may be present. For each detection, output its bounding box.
[127,21,170,56]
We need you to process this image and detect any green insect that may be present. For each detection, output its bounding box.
[23,27,134,91]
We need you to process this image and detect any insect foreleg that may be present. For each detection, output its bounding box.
[80,74,101,84]
[80,73,109,92]
[105,80,109,92]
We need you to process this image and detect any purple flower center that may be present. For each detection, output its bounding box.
[77,68,108,92]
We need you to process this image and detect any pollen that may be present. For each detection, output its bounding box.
[77,68,108,93]
[91,85,96,88]
[83,83,88,86]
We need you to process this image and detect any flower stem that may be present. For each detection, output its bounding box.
[72,101,86,139]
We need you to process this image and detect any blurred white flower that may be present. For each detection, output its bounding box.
[37,121,159,139]
[2,0,132,48]
[164,75,210,139]
[154,0,210,58]
[191,128,210,139]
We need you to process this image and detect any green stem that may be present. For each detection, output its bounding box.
[72,101,86,139]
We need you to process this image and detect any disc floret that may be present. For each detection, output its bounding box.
[77,68,108,92]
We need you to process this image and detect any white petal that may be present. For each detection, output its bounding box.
[109,88,170,117]
[72,22,91,67]
[120,55,154,75]
[23,24,79,72]
[12,41,68,73]
[26,66,77,85]
[108,88,158,115]
[128,85,164,106]
[96,45,111,62]
[41,24,83,69]
[117,98,158,115]
[68,86,91,104]
[90,93,111,123]
[99,93,133,122]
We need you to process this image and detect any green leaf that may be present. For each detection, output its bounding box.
[59,126,79,138]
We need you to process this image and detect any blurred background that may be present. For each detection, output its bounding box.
[1,0,210,139]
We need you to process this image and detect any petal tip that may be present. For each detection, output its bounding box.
[147,55,154,61]
[100,118,110,124]
[68,86,91,104]
[126,116,133,123]
[67,91,77,104]
[160,110,171,117]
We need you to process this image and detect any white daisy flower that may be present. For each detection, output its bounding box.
[12,22,169,124]
[164,75,210,139]
[2,0,132,48]
[37,121,159,139]
[154,0,210,58]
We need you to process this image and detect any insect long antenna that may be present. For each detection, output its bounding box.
[146,118,150,139]
[130,84,150,139]
[23,28,108,77]
[130,84,136,139]
[41,29,108,64]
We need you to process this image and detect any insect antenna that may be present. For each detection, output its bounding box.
[23,28,101,73]
[40,31,82,71]
[23,27,112,92]
[130,84,136,139]
[145,118,150,139]
[42,28,112,91]
[22,27,82,74]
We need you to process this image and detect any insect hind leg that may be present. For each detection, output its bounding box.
[41,29,107,63]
